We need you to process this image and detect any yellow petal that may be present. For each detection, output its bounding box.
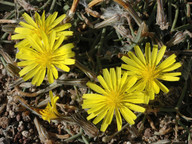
[53,35,65,50]
[157,54,176,70]
[100,123,109,132]
[19,63,38,76]
[87,113,97,120]
[101,108,114,131]
[93,107,108,124]
[63,59,75,65]
[121,56,143,69]
[120,71,128,89]
[47,12,58,27]
[49,31,56,50]
[56,64,70,72]
[158,75,180,81]
[55,43,74,54]
[103,68,113,90]
[22,65,41,81]
[15,39,30,48]
[87,103,106,114]
[120,106,135,125]
[155,79,169,93]
[35,12,42,27]
[31,68,46,86]
[97,75,109,91]
[161,72,181,77]
[22,13,37,28]
[26,36,43,53]
[126,76,138,91]
[155,45,166,65]
[134,45,146,65]
[152,80,160,94]
[47,68,54,84]
[50,14,66,29]
[58,31,73,37]
[121,64,140,74]
[116,67,121,86]
[145,43,151,65]
[128,51,145,67]
[17,60,34,66]
[19,21,35,29]
[125,103,145,112]
[50,65,58,79]
[115,108,122,131]
[161,62,182,72]
[54,23,72,32]
[110,68,116,90]
[11,34,26,40]
[14,27,32,34]
[86,82,107,95]
[151,45,158,66]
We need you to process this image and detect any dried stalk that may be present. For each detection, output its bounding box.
[156,0,169,30]
[113,0,142,26]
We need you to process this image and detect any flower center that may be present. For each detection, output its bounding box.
[107,90,122,108]
[37,50,53,67]
[141,64,158,82]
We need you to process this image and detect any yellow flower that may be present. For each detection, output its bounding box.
[121,43,182,102]
[12,11,73,48]
[17,31,75,86]
[40,91,60,123]
[82,67,145,132]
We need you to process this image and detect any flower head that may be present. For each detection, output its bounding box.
[12,11,73,48]
[17,31,75,86]
[121,43,182,102]
[82,67,145,132]
[40,91,60,122]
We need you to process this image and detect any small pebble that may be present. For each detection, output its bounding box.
[18,121,24,131]
[9,110,15,118]
[0,117,9,128]
[22,111,31,122]
[16,114,21,121]
[22,130,29,137]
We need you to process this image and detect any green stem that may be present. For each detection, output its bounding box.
[174,24,192,31]
[75,60,97,80]
[168,0,172,24]
[65,128,83,142]
[1,33,8,40]
[159,107,176,112]
[97,28,106,55]
[176,80,188,108]
[40,0,51,10]
[0,56,7,67]
[82,135,89,144]
[49,0,56,13]
[0,1,15,6]
[171,4,179,32]
[146,3,157,26]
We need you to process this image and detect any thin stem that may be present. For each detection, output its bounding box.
[49,0,57,13]
[0,1,15,6]
[40,0,51,10]
[168,0,172,24]
[171,4,179,32]
[65,128,83,142]
[113,0,142,26]
[82,135,89,144]
[174,24,192,31]
[176,80,188,108]
[75,60,97,80]
[97,28,106,55]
